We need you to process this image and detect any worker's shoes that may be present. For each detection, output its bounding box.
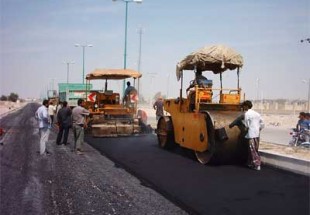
[76,149,84,155]
[248,164,261,171]
[254,166,261,171]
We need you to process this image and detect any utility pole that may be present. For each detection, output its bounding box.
[137,26,144,97]
[300,38,310,112]
[147,72,157,106]
[63,61,75,84]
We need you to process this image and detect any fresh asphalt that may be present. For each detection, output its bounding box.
[86,134,309,215]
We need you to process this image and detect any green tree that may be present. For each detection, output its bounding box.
[8,93,19,102]
[0,95,8,101]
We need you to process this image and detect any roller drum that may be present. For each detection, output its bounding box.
[206,110,248,164]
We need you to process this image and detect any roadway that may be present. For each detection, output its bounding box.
[86,134,309,215]
[1,103,309,215]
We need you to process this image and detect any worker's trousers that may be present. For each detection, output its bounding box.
[39,127,50,155]
[73,124,84,150]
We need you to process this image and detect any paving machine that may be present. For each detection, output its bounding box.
[156,44,248,164]
[84,69,142,137]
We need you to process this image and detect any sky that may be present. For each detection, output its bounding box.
[0,0,309,101]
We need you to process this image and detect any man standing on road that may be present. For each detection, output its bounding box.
[48,101,56,125]
[56,101,72,145]
[35,99,51,155]
[229,100,264,171]
[153,96,164,121]
[72,99,90,155]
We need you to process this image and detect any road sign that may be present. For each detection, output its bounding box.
[87,92,96,102]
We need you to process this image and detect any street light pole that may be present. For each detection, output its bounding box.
[300,38,310,43]
[301,38,309,112]
[137,26,144,97]
[308,78,310,113]
[112,0,143,94]
[64,61,75,84]
[75,44,93,84]
[302,79,310,112]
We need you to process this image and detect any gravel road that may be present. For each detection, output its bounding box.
[0,103,187,215]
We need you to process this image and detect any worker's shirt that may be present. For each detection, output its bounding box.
[57,107,72,126]
[123,86,137,100]
[244,109,264,139]
[297,119,310,130]
[72,106,90,125]
[35,105,49,128]
[153,100,164,117]
[196,75,210,87]
[48,105,56,116]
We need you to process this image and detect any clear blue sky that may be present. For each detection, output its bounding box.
[0,0,309,101]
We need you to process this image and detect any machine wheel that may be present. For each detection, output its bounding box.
[194,112,215,164]
[195,151,213,164]
[156,116,175,149]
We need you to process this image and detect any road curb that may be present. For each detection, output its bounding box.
[260,151,310,176]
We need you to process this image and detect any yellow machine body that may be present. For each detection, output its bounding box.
[84,69,142,137]
[158,86,248,164]
[156,44,247,163]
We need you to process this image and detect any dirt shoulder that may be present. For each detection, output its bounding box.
[260,141,310,161]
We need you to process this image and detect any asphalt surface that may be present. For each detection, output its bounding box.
[1,103,309,215]
[86,134,310,215]
[0,103,187,215]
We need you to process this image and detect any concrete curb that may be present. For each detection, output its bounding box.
[260,151,310,176]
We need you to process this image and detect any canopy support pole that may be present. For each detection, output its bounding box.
[85,79,89,102]
[180,71,183,111]
[180,71,183,99]
[105,79,108,92]
[237,68,240,90]
[220,72,223,95]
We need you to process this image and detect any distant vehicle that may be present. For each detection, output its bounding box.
[84,68,146,137]
[156,44,248,164]
[58,83,93,108]
[47,89,58,105]
[289,128,310,149]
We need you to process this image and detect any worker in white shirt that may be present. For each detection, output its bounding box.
[35,99,51,155]
[48,101,56,126]
[229,100,264,171]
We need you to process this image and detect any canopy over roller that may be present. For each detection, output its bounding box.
[176,44,243,81]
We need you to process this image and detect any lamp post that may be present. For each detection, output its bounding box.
[147,72,157,106]
[301,38,309,112]
[302,79,310,112]
[300,38,310,43]
[75,44,93,84]
[112,0,143,94]
[63,61,75,84]
[137,26,144,97]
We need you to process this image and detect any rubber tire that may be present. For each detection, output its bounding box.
[156,116,175,149]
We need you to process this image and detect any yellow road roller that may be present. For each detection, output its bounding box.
[156,44,248,164]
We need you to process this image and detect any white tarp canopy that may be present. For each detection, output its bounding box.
[176,44,243,80]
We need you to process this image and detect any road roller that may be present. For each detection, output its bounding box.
[156,44,248,164]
